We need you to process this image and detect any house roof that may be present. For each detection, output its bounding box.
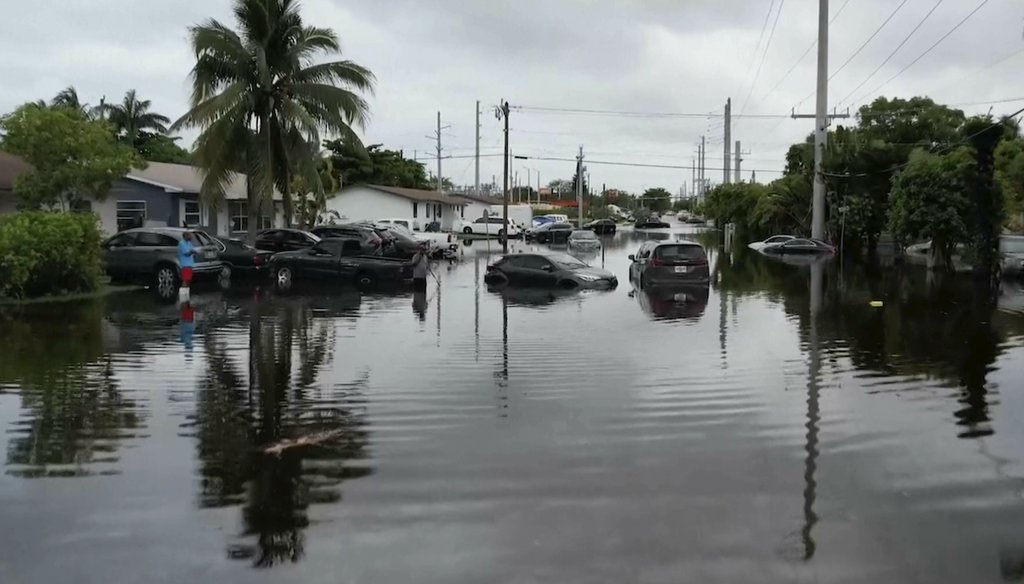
[449,192,503,206]
[351,184,464,205]
[126,161,255,200]
[0,151,33,192]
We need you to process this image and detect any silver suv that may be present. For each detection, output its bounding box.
[629,241,710,286]
[104,227,223,296]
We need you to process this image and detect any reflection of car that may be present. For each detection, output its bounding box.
[635,217,670,229]
[748,235,796,251]
[104,228,223,296]
[484,252,618,289]
[269,239,412,290]
[534,222,574,244]
[568,229,601,250]
[584,218,617,234]
[254,228,321,254]
[761,238,835,255]
[629,241,710,286]
[212,236,272,278]
[310,224,384,256]
[462,216,522,237]
[634,284,710,321]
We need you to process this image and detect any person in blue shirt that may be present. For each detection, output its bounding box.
[178,231,197,294]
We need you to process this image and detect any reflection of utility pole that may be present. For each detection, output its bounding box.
[802,260,824,560]
[495,101,511,253]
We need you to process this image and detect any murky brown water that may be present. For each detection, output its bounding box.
[3,227,1024,583]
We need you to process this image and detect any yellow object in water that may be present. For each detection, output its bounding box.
[869,300,884,308]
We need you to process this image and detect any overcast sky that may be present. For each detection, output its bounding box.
[1,0,1022,194]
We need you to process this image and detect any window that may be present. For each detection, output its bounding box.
[412,203,418,218]
[655,245,706,260]
[259,212,273,230]
[475,217,486,224]
[116,201,146,232]
[285,231,312,246]
[184,201,201,226]
[192,231,215,247]
[516,256,555,271]
[135,231,178,247]
[436,204,441,217]
[106,233,135,248]
[229,201,248,233]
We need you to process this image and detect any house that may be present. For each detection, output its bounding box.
[0,153,281,237]
[324,184,465,231]
[449,192,503,223]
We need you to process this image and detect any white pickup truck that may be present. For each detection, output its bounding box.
[460,216,523,237]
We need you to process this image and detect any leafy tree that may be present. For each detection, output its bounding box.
[323,140,428,189]
[754,174,810,235]
[134,131,191,164]
[102,89,170,146]
[889,148,975,270]
[703,182,767,230]
[962,115,1008,276]
[995,136,1024,230]
[858,96,965,148]
[0,104,139,209]
[174,0,375,238]
[640,187,672,213]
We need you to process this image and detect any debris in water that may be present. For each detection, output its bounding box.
[262,428,347,457]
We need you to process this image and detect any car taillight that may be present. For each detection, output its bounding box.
[253,254,263,266]
[372,238,381,247]
[650,257,664,267]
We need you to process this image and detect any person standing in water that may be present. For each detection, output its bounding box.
[178,231,198,300]
[410,242,429,290]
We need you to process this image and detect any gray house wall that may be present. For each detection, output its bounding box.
[107,179,178,227]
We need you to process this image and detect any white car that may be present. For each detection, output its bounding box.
[568,229,601,250]
[748,235,795,251]
[377,217,420,231]
[461,216,522,237]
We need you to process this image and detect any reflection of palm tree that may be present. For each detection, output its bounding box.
[190,298,369,568]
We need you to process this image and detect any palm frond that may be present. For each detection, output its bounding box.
[290,60,375,92]
[291,83,370,129]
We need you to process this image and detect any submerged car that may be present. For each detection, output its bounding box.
[484,252,617,289]
[635,217,670,229]
[212,236,272,278]
[629,241,710,286]
[533,222,574,244]
[104,227,223,297]
[761,238,835,255]
[748,235,796,251]
[584,218,617,235]
[568,229,601,250]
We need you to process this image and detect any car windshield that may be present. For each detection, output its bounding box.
[766,236,793,244]
[547,253,589,270]
[655,244,706,260]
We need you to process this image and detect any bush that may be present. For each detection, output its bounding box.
[0,212,103,299]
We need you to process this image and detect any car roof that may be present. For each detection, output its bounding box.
[651,240,702,247]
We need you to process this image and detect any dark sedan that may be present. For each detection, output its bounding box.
[635,217,671,229]
[309,224,385,256]
[212,237,272,278]
[584,218,617,235]
[484,252,617,289]
[761,238,835,255]
[254,228,321,253]
[533,222,574,244]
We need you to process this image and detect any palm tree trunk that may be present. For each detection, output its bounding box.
[247,176,258,242]
[282,169,293,228]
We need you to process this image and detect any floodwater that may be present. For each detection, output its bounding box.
[3,226,1024,584]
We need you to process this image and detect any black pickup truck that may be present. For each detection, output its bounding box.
[269,239,412,291]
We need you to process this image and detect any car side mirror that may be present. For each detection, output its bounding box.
[628,254,635,261]
[541,264,554,272]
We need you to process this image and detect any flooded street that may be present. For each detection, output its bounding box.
[3,226,1024,583]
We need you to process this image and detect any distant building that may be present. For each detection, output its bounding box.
[324,184,465,231]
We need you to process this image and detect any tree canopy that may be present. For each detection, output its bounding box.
[323,140,427,189]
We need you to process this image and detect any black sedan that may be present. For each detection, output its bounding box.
[533,222,574,244]
[213,236,272,278]
[635,217,670,229]
[484,252,617,289]
[584,218,617,235]
[761,238,835,255]
[310,224,385,255]
[254,228,321,253]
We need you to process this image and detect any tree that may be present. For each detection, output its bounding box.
[889,148,975,271]
[174,0,375,239]
[640,187,672,213]
[102,89,170,146]
[50,86,95,118]
[0,104,139,209]
[323,140,427,189]
[134,131,191,164]
[962,115,1009,277]
[996,136,1024,230]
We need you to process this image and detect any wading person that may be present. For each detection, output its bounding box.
[410,242,429,290]
[178,231,198,302]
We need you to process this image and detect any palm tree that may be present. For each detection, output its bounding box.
[103,89,170,146]
[172,0,374,239]
[50,86,89,115]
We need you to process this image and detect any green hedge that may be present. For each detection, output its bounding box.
[0,212,103,299]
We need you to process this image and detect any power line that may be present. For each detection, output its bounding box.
[851,0,991,107]
[513,105,786,119]
[739,0,779,98]
[830,0,911,81]
[740,0,788,114]
[521,155,786,175]
[834,0,946,108]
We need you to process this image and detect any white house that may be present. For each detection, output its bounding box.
[449,193,503,224]
[324,184,465,231]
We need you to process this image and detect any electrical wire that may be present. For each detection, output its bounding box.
[513,105,784,119]
[831,0,911,82]
[740,0,788,114]
[739,0,779,98]
[850,0,991,107]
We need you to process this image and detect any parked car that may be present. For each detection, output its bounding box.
[484,252,617,289]
[748,234,796,251]
[635,217,671,229]
[103,227,223,297]
[531,215,556,229]
[212,236,272,278]
[568,229,601,250]
[533,222,574,244]
[1001,235,1024,277]
[310,224,385,256]
[462,215,522,238]
[269,239,412,291]
[629,241,710,286]
[377,217,420,231]
[254,228,321,254]
[584,218,617,235]
[761,238,835,255]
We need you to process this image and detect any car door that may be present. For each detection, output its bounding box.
[104,232,137,278]
[519,255,559,286]
[133,231,178,274]
[282,231,312,252]
[303,240,342,279]
[255,230,282,252]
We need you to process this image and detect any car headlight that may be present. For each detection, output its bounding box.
[577,274,601,282]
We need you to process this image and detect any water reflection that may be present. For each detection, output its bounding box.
[631,284,710,321]
[187,296,371,568]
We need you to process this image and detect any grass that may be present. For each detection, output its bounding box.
[0,281,142,306]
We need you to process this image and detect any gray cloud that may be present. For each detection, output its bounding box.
[2,0,1022,193]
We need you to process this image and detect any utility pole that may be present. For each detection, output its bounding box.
[436,111,442,193]
[576,146,584,227]
[700,135,706,198]
[724,98,732,184]
[735,140,742,183]
[496,101,510,253]
[691,158,696,198]
[475,100,481,196]
[812,0,829,240]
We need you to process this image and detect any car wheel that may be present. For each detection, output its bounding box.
[275,266,293,291]
[463,227,473,234]
[154,264,179,299]
[355,271,376,289]
[498,228,506,237]
[219,264,232,280]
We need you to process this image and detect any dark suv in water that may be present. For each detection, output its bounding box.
[103,227,223,295]
[629,241,709,286]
